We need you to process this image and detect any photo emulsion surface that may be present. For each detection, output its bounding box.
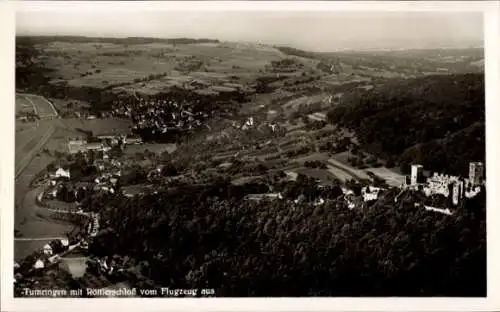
[13,9,486,298]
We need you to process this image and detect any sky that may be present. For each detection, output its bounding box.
[16,9,483,52]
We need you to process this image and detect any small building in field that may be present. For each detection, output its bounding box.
[307,112,327,122]
[86,142,104,151]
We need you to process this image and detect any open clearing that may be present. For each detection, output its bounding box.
[15,240,53,261]
[365,167,405,187]
[123,143,177,156]
[328,157,373,181]
[60,257,88,278]
[326,165,356,182]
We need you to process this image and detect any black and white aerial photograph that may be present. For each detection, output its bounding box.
[4,1,496,306]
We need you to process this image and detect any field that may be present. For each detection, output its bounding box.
[328,156,372,181]
[282,93,328,113]
[39,41,318,93]
[231,175,264,186]
[364,167,405,187]
[326,165,357,182]
[59,118,133,136]
[50,98,92,117]
[291,152,330,165]
[44,127,82,154]
[123,143,177,156]
[15,122,36,133]
[15,240,54,261]
[121,184,155,196]
[15,122,55,178]
[59,257,88,278]
[15,126,37,151]
[294,167,336,185]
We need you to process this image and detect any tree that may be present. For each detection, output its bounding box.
[46,163,56,172]
[399,161,410,175]
[386,156,395,168]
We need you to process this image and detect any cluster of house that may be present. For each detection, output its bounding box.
[88,212,100,237]
[117,96,206,134]
[49,167,70,180]
[231,116,281,133]
[34,239,71,270]
[93,172,120,194]
[14,238,72,276]
[46,157,124,201]
[339,186,380,209]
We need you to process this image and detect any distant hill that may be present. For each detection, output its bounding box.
[16,35,220,46]
[327,73,485,176]
[277,46,484,74]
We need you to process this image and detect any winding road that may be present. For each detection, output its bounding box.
[15,181,99,261]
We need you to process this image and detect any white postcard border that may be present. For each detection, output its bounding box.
[1,1,499,311]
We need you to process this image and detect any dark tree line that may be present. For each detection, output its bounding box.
[16,38,52,90]
[16,36,219,46]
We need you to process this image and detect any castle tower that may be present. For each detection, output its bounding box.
[411,164,424,186]
[452,181,462,206]
[469,162,484,186]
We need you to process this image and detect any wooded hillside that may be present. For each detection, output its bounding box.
[327,73,485,175]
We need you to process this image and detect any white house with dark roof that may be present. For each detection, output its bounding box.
[50,168,70,180]
[43,244,53,256]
